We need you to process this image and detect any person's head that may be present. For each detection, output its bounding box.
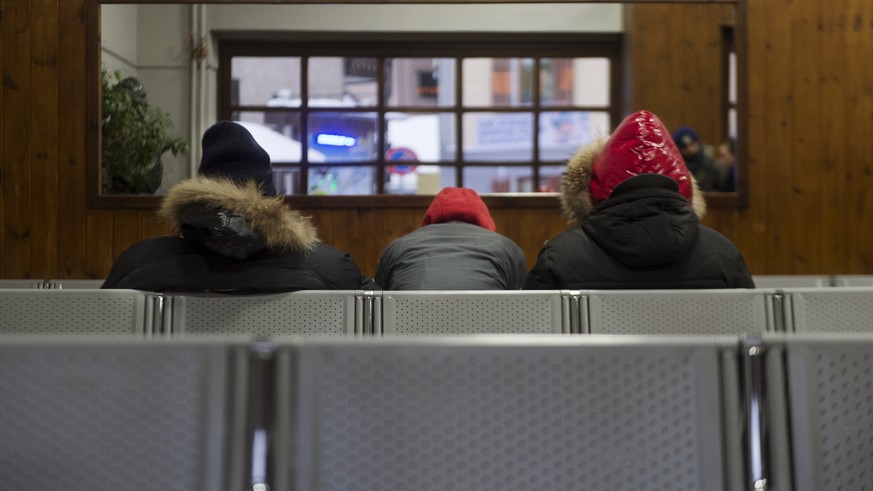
[671,126,703,159]
[560,110,705,225]
[421,187,497,231]
[198,121,276,196]
[717,137,736,166]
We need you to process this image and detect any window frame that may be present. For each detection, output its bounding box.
[216,32,624,202]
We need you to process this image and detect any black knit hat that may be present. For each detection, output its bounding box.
[198,121,277,196]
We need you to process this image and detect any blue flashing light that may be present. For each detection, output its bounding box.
[316,133,357,147]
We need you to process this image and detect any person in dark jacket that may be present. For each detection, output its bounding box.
[375,187,527,290]
[524,110,754,290]
[103,121,374,292]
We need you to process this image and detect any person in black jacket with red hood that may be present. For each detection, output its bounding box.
[103,121,375,292]
[524,110,754,290]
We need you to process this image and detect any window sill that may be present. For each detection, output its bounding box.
[88,191,745,210]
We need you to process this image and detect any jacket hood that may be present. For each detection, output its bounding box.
[161,176,318,257]
[421,187,497,231]
[561,116,706,225]
[582,178,700,267]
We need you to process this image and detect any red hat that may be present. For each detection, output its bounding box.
[589,110,693,205]
[421,187,497,231]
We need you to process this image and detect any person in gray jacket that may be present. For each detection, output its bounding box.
[375,187,527,290]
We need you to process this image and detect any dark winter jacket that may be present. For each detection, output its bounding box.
[103,177,373,292]
[524,111,752,291]
[524,174,754,290]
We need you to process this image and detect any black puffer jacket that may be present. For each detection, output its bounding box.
[103,177,374,292]
[524,174,754,290]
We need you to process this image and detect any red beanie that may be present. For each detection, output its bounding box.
[421,187,497,231]
[589,110,693,205]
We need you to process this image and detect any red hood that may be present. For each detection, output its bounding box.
[421,187,497,231]
[589,110,693,205]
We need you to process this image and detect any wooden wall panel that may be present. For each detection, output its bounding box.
[30,0,60,279]
[818,0,849,274]
[0,1,5,278]
[2,0,873,280]
[2,0,33,279]
[86,211,114,279]
[844,0,873,272]
[56,0,89,278]
[628,3,734,146]
[744,0,791,274]
[788,0,824,273]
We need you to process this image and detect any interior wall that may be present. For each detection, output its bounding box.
[1,0,872,280]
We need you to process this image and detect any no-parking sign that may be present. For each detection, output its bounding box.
[385,147,419,175]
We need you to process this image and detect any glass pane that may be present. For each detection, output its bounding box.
[385,58,455,107]
[232,111,326,165]
[463,166,533,193]
[272,166,302,195]
[308,57,378,107]
[462,112,533,162]
[308,166,377,195]
[231,57,301,106]
[541,57,610,107]
[307,112,379,162]
[386,112,455,163]
[538,165,565,193]
[385,165,457,195]
[539,111,611,162]
[462,58,534,107]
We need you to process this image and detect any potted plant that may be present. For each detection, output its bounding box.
[101,67,189,194]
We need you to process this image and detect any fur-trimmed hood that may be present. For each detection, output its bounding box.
[560,138,707,226]
[161,176,318,256]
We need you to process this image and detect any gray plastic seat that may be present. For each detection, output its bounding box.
[586,289,775,335]
[783,287,873,332]
[832,275,873,287]
[0,337,249,491]
[752,275,833,288]
[764,333,873,491]
[167,290,363,337]
[274,335,743,491]
[0,279,47,289]
[0,289,149,335]
[379,290,576,335]
[48,279,106,289]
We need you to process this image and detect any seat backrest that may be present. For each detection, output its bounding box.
[832,275,873,287]
[275,336,742,491]
[0,279,46,289]
[784,287,873,332]
[48,279,106,289]
[169,291,360,337]
[752,275,833,288]
[587,289,774,335]
[769,334,873,491]
[0,289,148,335]
[0,338,248,491]
[379,290,571,335]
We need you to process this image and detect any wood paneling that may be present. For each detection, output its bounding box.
[2,0,873,280]
[30,0,60,279]
[628,3,734,144]
[57,0,89,278]
[3,0,33,279]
